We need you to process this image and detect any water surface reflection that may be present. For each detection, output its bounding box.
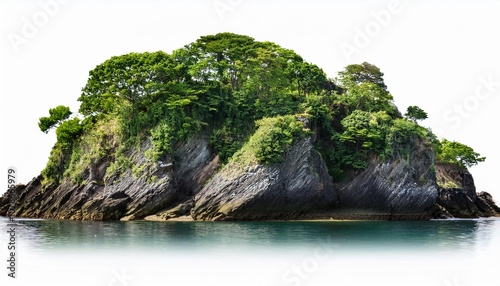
[2,217,498,253]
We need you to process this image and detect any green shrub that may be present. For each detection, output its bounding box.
[383,118,429,158]
[41,143,70,187]
[55,118,83,146]
[233,115,310,165]
[64,118,121,184]
[105,153,132,181]
[150,122,174,161]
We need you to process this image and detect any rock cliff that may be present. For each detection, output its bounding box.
[2,134,497,221]
[330,138,438,220]
[192,138,336,220]
[434,163,500,218]
[0,137,218,221]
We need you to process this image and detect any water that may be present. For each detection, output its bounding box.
[1,217,499,286]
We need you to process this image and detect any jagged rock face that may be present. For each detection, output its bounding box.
[0,137,218,221]
[331,139,439,220]
[435,163,499,218]
[1,135,499,221]
[173,137,220,196]
[145,198,195,221]
[437,188,481,218]
[191,139,337,221]
[476,192,500,216]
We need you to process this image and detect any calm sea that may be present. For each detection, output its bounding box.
[1,216,499,286]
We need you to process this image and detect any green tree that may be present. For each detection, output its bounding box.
[339,110,389,153]
[78,51,178,116]
[55,118,83,145]
[337,62,387,90]
[405,105,428,122]
[388,118,426,144]
[187,32,257,88]
[338,82,394,114]
[335,63,398,117]
[38,105,72,133]
[436,139,485,168]
[286,60,328,96]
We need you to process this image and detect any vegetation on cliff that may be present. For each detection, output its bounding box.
[37,33,485,188]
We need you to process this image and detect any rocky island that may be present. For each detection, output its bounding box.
[1,33,498,221]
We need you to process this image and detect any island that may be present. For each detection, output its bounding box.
[1,33,499,221]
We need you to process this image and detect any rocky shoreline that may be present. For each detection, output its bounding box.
[1,136,498,221]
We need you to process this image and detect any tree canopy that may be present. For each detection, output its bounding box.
[436,139,485,168]
[338,62,387,90]
[334,62,398,118]
[38,105,72,133]
[76,32,330,161]
[55,118,83,145]
[38,33,485,186]
[405,105,428,122]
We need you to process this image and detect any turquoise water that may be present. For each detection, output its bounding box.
[1,217,500,286]
[1,218,495,250]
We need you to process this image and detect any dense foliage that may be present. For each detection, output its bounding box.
[232,115,310,165]
[405,105,428,122]
[435,139,485,168]
[38,33,485,186]
[38,105,72,133]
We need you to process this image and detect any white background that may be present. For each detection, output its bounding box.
[1,0,499,201]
